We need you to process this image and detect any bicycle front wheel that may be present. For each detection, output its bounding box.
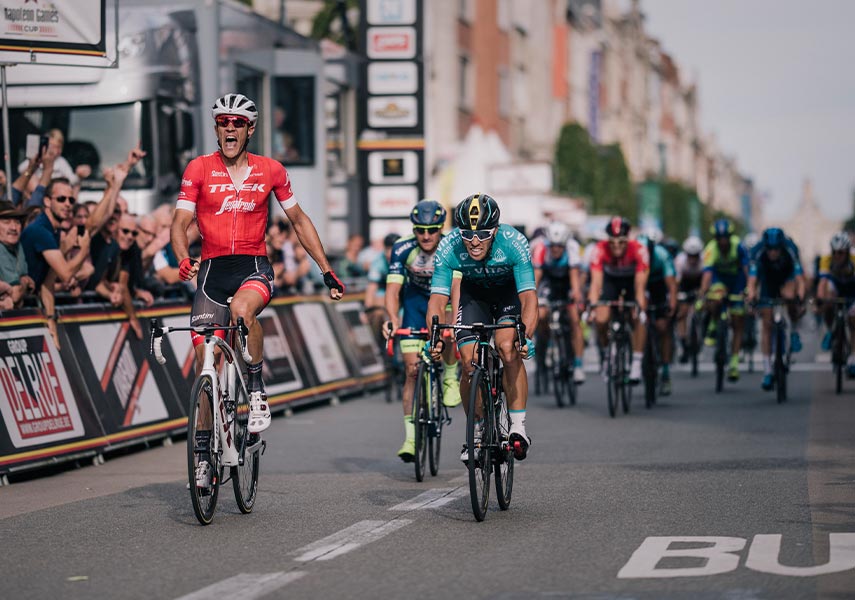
[232,383,260,514]
[467,369,492,521]
[620,340,632,414]
[775,325,787,404]
[428,366,442,477]
[413,363,429,482]
[494,387,514,510]
[188,375,220,525]
[606,341,619,418]
[715,318,727,393]
[550,340,565,408]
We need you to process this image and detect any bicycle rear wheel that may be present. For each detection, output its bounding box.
[775,325,787,404]
[428,367,442,477]
[494,386,514,510]
[550,339,565,408]
[715,317,727,393]
[412,363,429,482]
[232,382,260,514]
[188,375,220,525]
[689,314,700,378]
[620,340,631,414]
[642,333,656,409]
[467,369,492,521]
[606,341,618,418]
[832,320,845,394]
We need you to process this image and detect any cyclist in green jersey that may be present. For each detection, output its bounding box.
[426,194,538,461]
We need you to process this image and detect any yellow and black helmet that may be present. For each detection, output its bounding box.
[454,193,500,230]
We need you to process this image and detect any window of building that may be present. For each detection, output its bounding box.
[272,76,316,166]
[459,54,473,111]
[459,0,474,22]
[498,67,510,118]
[236,64,263,155]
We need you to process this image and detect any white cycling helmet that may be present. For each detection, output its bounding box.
[682,236,703,255]
[546,221,570,246]
[642,226,663,245]
[831,231,852,252]
[212,93,258,125]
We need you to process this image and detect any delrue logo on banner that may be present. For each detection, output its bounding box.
[367,0,416,25]
[0,329,84,447]
[367,26,416,60]
[368,185,419,217]
[368,96,418,128]
[368,62,418,95]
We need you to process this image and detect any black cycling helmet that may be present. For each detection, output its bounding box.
[454,193,500,231]
[383,233,401,248]
[410,200,446,227]
[605,216,631,238]
[711,218,734,239]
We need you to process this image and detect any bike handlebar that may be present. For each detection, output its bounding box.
[149,318,252,364]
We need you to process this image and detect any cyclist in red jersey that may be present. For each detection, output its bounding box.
[587,216,649,384]
[171,93,344,434]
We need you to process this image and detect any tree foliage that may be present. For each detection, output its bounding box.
[310,0,359,49]
[553,123,633,217]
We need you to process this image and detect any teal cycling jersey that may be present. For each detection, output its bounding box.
[648,243,676,283]
[431,224,536,296]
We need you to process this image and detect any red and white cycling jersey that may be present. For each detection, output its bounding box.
[589,239,649,278]
[176,152,297,261]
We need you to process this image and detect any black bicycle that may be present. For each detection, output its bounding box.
[677,291,702,377]
[641,305,662,409]
[431,316,524,522]
[596,300,637,418]
[387,327,452,481]
[827,298,851,394]
[151,318,264,525]
[545,301,577,408]
[765,298,800,404]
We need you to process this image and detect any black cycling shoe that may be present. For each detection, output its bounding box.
[508,432,531,461]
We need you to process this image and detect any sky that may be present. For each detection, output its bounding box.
[640,0,855,222]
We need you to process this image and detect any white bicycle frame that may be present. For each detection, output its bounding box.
[154,327,253,468]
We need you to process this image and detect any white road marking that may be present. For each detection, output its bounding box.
[173,571,306,600]
[292,519,412,562]
[389,488,459,511]
[746,533,855,576]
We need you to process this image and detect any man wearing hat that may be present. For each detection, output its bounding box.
[0,200,35,309]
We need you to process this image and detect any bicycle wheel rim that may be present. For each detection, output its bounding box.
[188,375,219,525]
[775,326,787,403]
[494,387,514,510]
[428,369,442,476]
[413,364,428,481]
[551,341,565,408]
[467,369,491,521]
[232,382,259,513]
[620,341,631,414]
[607,341,618,418]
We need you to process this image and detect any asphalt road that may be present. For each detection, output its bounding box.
[2,326,855,599]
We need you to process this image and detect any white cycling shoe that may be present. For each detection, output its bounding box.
[248,391,271,433]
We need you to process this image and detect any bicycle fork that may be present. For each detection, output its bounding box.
[202,337,239,468]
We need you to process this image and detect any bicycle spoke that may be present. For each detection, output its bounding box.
[188,375,220,525]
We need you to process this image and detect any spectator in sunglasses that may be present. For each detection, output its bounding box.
[20,178,92,348]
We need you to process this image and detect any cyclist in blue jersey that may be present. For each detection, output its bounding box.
[697,219,750,381]
[746,227,806,391]
[384,201,461,462]
[638,230,678,395]
[426,193,538,462]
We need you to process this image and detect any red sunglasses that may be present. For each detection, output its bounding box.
[215,116,249,128]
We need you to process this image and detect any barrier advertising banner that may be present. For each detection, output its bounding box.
[0,295,387,476]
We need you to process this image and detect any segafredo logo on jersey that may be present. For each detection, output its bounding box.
[214,197,257,215]
[210,170,228,177]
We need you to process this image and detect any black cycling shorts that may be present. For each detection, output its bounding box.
[601,275,636,303]
[191,255,274,333]
[456,281,521,347]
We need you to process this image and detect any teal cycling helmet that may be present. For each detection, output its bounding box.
[762,227,784,249]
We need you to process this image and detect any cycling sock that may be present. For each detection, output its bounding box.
[247,361,263,392]
[404,415,414,441]
[632,351,643,364]
[662,363,670,378]
[443,360,458,379]
[509,409,526,433]
[763,355,772,374]
[574,357,583,368]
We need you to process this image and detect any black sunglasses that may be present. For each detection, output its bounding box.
[460,229,494,242]
[120,228,138,237]
[53,195,76,204]
[413,226,441,235]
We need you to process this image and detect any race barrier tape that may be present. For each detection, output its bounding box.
[0,293,386,476]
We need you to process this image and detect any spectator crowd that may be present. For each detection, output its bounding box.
[0,134,392,349]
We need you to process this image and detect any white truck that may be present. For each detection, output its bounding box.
[4,0,329,232]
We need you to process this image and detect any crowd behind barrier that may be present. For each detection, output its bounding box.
[0,290,386,479]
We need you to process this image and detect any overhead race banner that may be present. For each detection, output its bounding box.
[0,0,116,67]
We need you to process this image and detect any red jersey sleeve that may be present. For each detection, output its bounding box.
[532,242,546,268]
[589,241,607,272]
[628,240,649,273]
[269,159,297,211]
[176,157,204,213]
